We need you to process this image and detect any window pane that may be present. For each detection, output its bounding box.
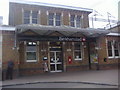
[26,46,36,51]
[75,42,81,50]
[108,50,112,57]
[24,11,30,17]
[114,41,118,49]
[108,41,112,49]
[56,13,61,20]
[49,20,54,25]
[56,21,61,26]
[49,13,54,19]
[76,23,80,27]
[24,19,30,24]
[32,11,38,18]
[74,52,81,59]
[32,19,37,24]
[114,41,119,56]
[70,15,75,21]
[27,42,37,46]
[71,22,75,27]
[27,52,36,60]
[107,41,113,57]
[115,50,119,56]
[76,16,81,21]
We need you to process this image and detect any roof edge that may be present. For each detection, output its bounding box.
[9,0,93,13]
[0,25,15,31]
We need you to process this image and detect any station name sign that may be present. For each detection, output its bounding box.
[59,37,86,42]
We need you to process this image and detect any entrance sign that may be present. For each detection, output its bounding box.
[59,37,83,42]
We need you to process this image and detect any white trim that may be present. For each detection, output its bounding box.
[22,8,24,24]
[75,58,82,61]
[46,11,49,25]
[61,12,63,25]
[68,13,71,26]
[107,33,120,36]
[38,10,41,24]
[0,26,15,31]
[46,11,49,15]
[26,60,37,62]
[0,34,2,68]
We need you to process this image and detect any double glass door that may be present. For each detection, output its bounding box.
[50,51,63,72]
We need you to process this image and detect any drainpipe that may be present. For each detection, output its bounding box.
[14,28,20,77]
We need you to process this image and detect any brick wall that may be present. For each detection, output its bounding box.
[2,30,19,79]
[9,2,90,28]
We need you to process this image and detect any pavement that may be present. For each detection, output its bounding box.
[1,69,119,87]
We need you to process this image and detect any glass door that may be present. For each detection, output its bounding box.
[50,51,62,72]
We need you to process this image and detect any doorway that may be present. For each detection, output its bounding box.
[49,42,63,72]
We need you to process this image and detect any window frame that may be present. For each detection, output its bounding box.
[48,12,61,26]
[70,14,81,28]
[23,10,38,24]
[114,41,120,58]
[73,42,82,61]
[25,41,38,63]
[107,40,120,59]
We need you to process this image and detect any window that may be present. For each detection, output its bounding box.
[74,42,82,60]
[114,41,119,57]
[76,16,81,27]
[24,10,38,24]
[70,15,75,27]
[26,42,37,62]
[70,15,81,28]
[107,40,120,58]
[32,11,38,24]
[48,13,54,26]
[24,11,30,24]
[55,13,61,26]
[107,41,113,57]
[48,13,61,26]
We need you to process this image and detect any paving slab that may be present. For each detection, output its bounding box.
[1,69,118,87]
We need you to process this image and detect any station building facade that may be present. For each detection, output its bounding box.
[1,0,119,77]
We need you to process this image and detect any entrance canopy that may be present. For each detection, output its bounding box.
[16,24,110,38]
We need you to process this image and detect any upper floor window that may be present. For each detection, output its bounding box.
[70,15,81,28]
[107,40,120,58]
[74,42,82,60]
[24,10,38,24]
[48,13,61,26]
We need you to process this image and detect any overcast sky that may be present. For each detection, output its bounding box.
[0,0,119,28]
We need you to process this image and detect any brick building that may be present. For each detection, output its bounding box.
[1,0,119,78]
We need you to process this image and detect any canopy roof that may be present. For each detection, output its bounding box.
[16,24,110,38]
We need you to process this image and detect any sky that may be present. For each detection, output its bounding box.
[0,0,119,28]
